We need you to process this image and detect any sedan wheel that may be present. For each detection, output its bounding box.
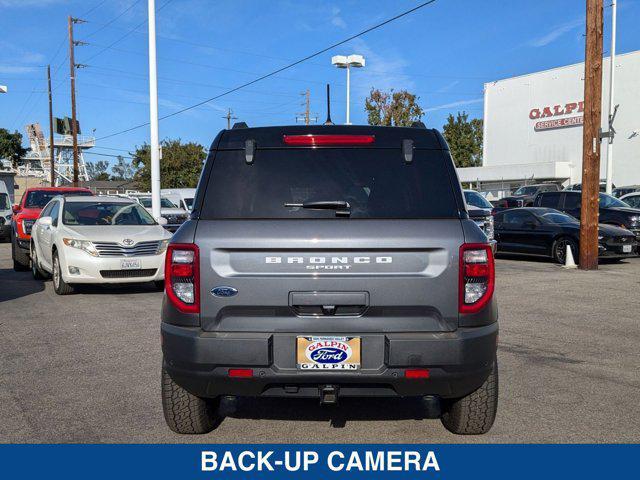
[52,253,75,295]
[553,237,578,265]
[31,245,47,280]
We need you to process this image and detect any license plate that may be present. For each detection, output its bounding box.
[120,258,141,270]
[297,336,361,370]
[622,244,632,253]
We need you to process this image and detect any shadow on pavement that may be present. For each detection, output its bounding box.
[220,396,430,428]
[0,268,45,303]
[75,283,163,295]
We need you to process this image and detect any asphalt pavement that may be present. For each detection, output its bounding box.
[1,243,639,443]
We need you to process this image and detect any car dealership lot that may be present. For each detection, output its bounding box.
[0,243,639,443]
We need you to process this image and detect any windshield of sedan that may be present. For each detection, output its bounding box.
[540,211,578,224]
[513,186,539,196]
[599,193,629,208]
[63,202,156,226]
[138,197,177,209]
[464,191,493,209]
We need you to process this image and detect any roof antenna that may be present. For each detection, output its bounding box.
[324,84,333,125]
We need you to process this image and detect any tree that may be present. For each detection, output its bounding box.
[365,88,424,127]
[0,128,27,167]
[86,160,111,181]
[132,139,205,191]
[111,155,135,181]
[442,112,483,168]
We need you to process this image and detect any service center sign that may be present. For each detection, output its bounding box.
[529,101,584,131]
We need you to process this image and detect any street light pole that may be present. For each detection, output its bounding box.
[331,54,365,125]
[605,0,617,195]
[148,0,161,221]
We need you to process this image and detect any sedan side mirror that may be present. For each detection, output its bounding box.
[12,204,21,214]
[39,216,52,227]
[157,217,168,226]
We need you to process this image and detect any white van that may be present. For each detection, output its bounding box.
[0,182,11,241]
[161,188,196,212]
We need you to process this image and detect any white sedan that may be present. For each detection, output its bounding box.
[30,195,172,295]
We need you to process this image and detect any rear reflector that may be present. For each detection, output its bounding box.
[283,134,375,146]
[405,369,430,379]
[228,368,253,378]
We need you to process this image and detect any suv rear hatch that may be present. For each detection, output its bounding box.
[194,127,466,334]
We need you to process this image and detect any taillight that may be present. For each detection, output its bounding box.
[282,134,375,146]
[165,243,199,314]
[459,243,495,314]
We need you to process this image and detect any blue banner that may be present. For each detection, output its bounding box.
[0,444,636,479]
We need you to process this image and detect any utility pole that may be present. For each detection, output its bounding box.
[148,0,161,221]
[295,90,317,125]
[579,0,604,271]
[604,0,617,194]
[68,15,79,187]
[222,108,237,129]
[47,65,55,186]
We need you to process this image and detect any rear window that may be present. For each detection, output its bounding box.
[538,192,561,208]
[200,148,459,219]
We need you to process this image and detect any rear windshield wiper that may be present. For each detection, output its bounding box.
[284,200,351,217]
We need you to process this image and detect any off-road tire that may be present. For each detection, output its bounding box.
[52,252,75,295]
[12,235,30,271]
[30,244,48,280]
[161,366,220,434]
[440,358,498,435]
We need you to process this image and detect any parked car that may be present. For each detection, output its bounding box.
[10,187,93,271]
[161,125,499,436]
[620,192,640,209]
[0,182,11,242]
[161,188,196,212]
[533,191,640,240]
[30,195,172,295]
[463,191,496,252]
[494,183,560,210]
[564,182,610,192]
[128,194,189,232]
[614,185,640,198]
[494,207,637,264]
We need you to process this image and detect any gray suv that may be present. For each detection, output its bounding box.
[161,125,498,435]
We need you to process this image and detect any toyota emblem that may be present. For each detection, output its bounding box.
[122,239,135,246]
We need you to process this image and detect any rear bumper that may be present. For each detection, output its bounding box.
[162,322,498,400]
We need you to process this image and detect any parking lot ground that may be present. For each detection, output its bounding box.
[1,243,639,443]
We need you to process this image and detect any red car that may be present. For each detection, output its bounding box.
[11,187,93,271]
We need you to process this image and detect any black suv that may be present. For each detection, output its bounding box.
[496,183,560,209]
[161,124,499,436]
[534,191,640,240]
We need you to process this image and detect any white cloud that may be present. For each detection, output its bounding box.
[0,65,39,74]
[348,37,415,98]
[331,6,346,28]
[0,0,62,6]
[424,97,483,112]
[528,18,584,47]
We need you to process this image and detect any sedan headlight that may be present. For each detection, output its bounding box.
[629,215,639,224]
[5,214,11,221]
[63,238,98,257]
[157,239,170,254]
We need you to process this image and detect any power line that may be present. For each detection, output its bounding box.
[82,0,144,39]
[96,0,438,141]
[82,0,173,63]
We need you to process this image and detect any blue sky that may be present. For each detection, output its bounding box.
[1,0,639,169]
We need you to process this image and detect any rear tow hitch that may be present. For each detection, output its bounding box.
[319,385,339,405]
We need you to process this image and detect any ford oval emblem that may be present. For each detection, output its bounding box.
[211,286,238,298]
[309,347,349,364]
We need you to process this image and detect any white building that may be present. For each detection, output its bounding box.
[457,50,640,198]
